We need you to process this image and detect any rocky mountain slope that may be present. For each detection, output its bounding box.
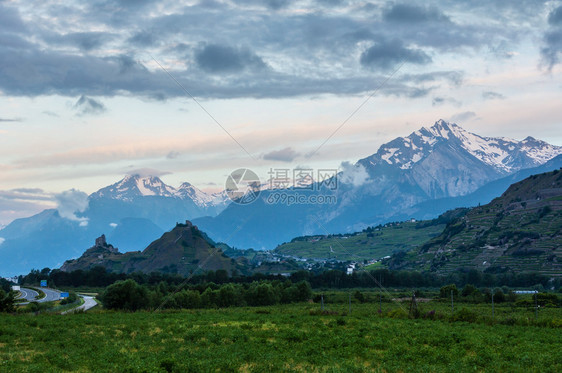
[61,221,247,276]
[388,170,562,275]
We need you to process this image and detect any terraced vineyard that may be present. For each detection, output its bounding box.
[400,170,562,275]
[274,222,445,261]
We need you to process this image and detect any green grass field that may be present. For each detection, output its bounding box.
[1,300,561,372]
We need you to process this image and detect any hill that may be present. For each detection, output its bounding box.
[273,208,466,262]
[60,221,247,276]
[389,170,562,276]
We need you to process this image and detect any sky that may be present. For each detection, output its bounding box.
[1,0,562,226]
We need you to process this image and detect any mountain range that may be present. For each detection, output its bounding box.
[193,120,562,249]
[1,119,561,276]
[0,175,230,276]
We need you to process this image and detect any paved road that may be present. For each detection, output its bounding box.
[61,295,98,314]
[16,287,39,301]
[18,287,62,304]
[41,287,62,302]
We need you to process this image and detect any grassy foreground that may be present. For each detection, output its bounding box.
[1,303,561,372]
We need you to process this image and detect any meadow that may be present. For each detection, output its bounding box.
[1,299,561,372]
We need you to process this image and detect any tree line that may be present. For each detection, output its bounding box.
[19,266,560,291]
[100,279,312,311]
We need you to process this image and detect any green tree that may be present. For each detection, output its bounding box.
[294,281,312,302]
[354,290,366,303]
[440,284,458,299]
[0,290,16,313]
[246,282,279,306]
[101,279,148,311]
[462,284,478,297]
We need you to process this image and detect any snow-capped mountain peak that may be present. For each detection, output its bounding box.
[92,174,177,201]
[90,175,231,212]
[367,119,562,173]
[176,182,229,208]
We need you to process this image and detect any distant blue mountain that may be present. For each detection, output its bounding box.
[193,120,562,249]
[0,175,229,276]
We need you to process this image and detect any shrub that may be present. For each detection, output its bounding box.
[462,284,478,297]
[440,284,459,299]
[100,279,149,311]
[386,308,408,319]
[0,290,16,313]
[451,308,478,323]
[353,290,366,303]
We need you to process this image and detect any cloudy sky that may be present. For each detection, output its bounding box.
[1,0,562,225]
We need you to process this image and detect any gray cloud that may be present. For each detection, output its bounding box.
[128,30,158,47]
[73,95,106,116]
[263,147,299,162]
[0,188,52,202]
[482,91,505,100]
[127,168,171,177]
[42,111,59,117]
[383,3,450,23]
[548,5,562,25]
[448,111,477,123]
[195,44,267,74]
[360,39,431,70]
[0,188,56,226]
[0,0,552,99]
[432,96,461,106]
[0,117,22,122]
[401,71,463,85]
[0,3,26,33]
[46,32,115,51]
[541,29,562,69]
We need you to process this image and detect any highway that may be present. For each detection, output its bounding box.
[18,287,62,304]
[16,287,39,301]
[17,287,98,313]
[61,295,98,314]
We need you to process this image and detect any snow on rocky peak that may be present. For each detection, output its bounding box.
[93,174,177,200]
[176,182,229,208]
[371,119,562,173]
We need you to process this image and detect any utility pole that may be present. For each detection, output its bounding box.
[321,294,324,312]
[451,290,454,315]
[535,291,538,319]
[492,291,495,320]
[348,292,351,315]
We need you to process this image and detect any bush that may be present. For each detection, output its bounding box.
[386,308,408,319]
[493,289,506,303]
[462,284,478,297]
[0,290,16,313]
[354,290,366,303]
[440,284,459,299]
[451,308,478,323]
[60,291,78,305]
[100,279,149,311]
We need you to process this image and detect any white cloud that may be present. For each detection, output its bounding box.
[0,237,4,246]
[339,161,369,186]
[55,189,89,223]
[109,222,118,228]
